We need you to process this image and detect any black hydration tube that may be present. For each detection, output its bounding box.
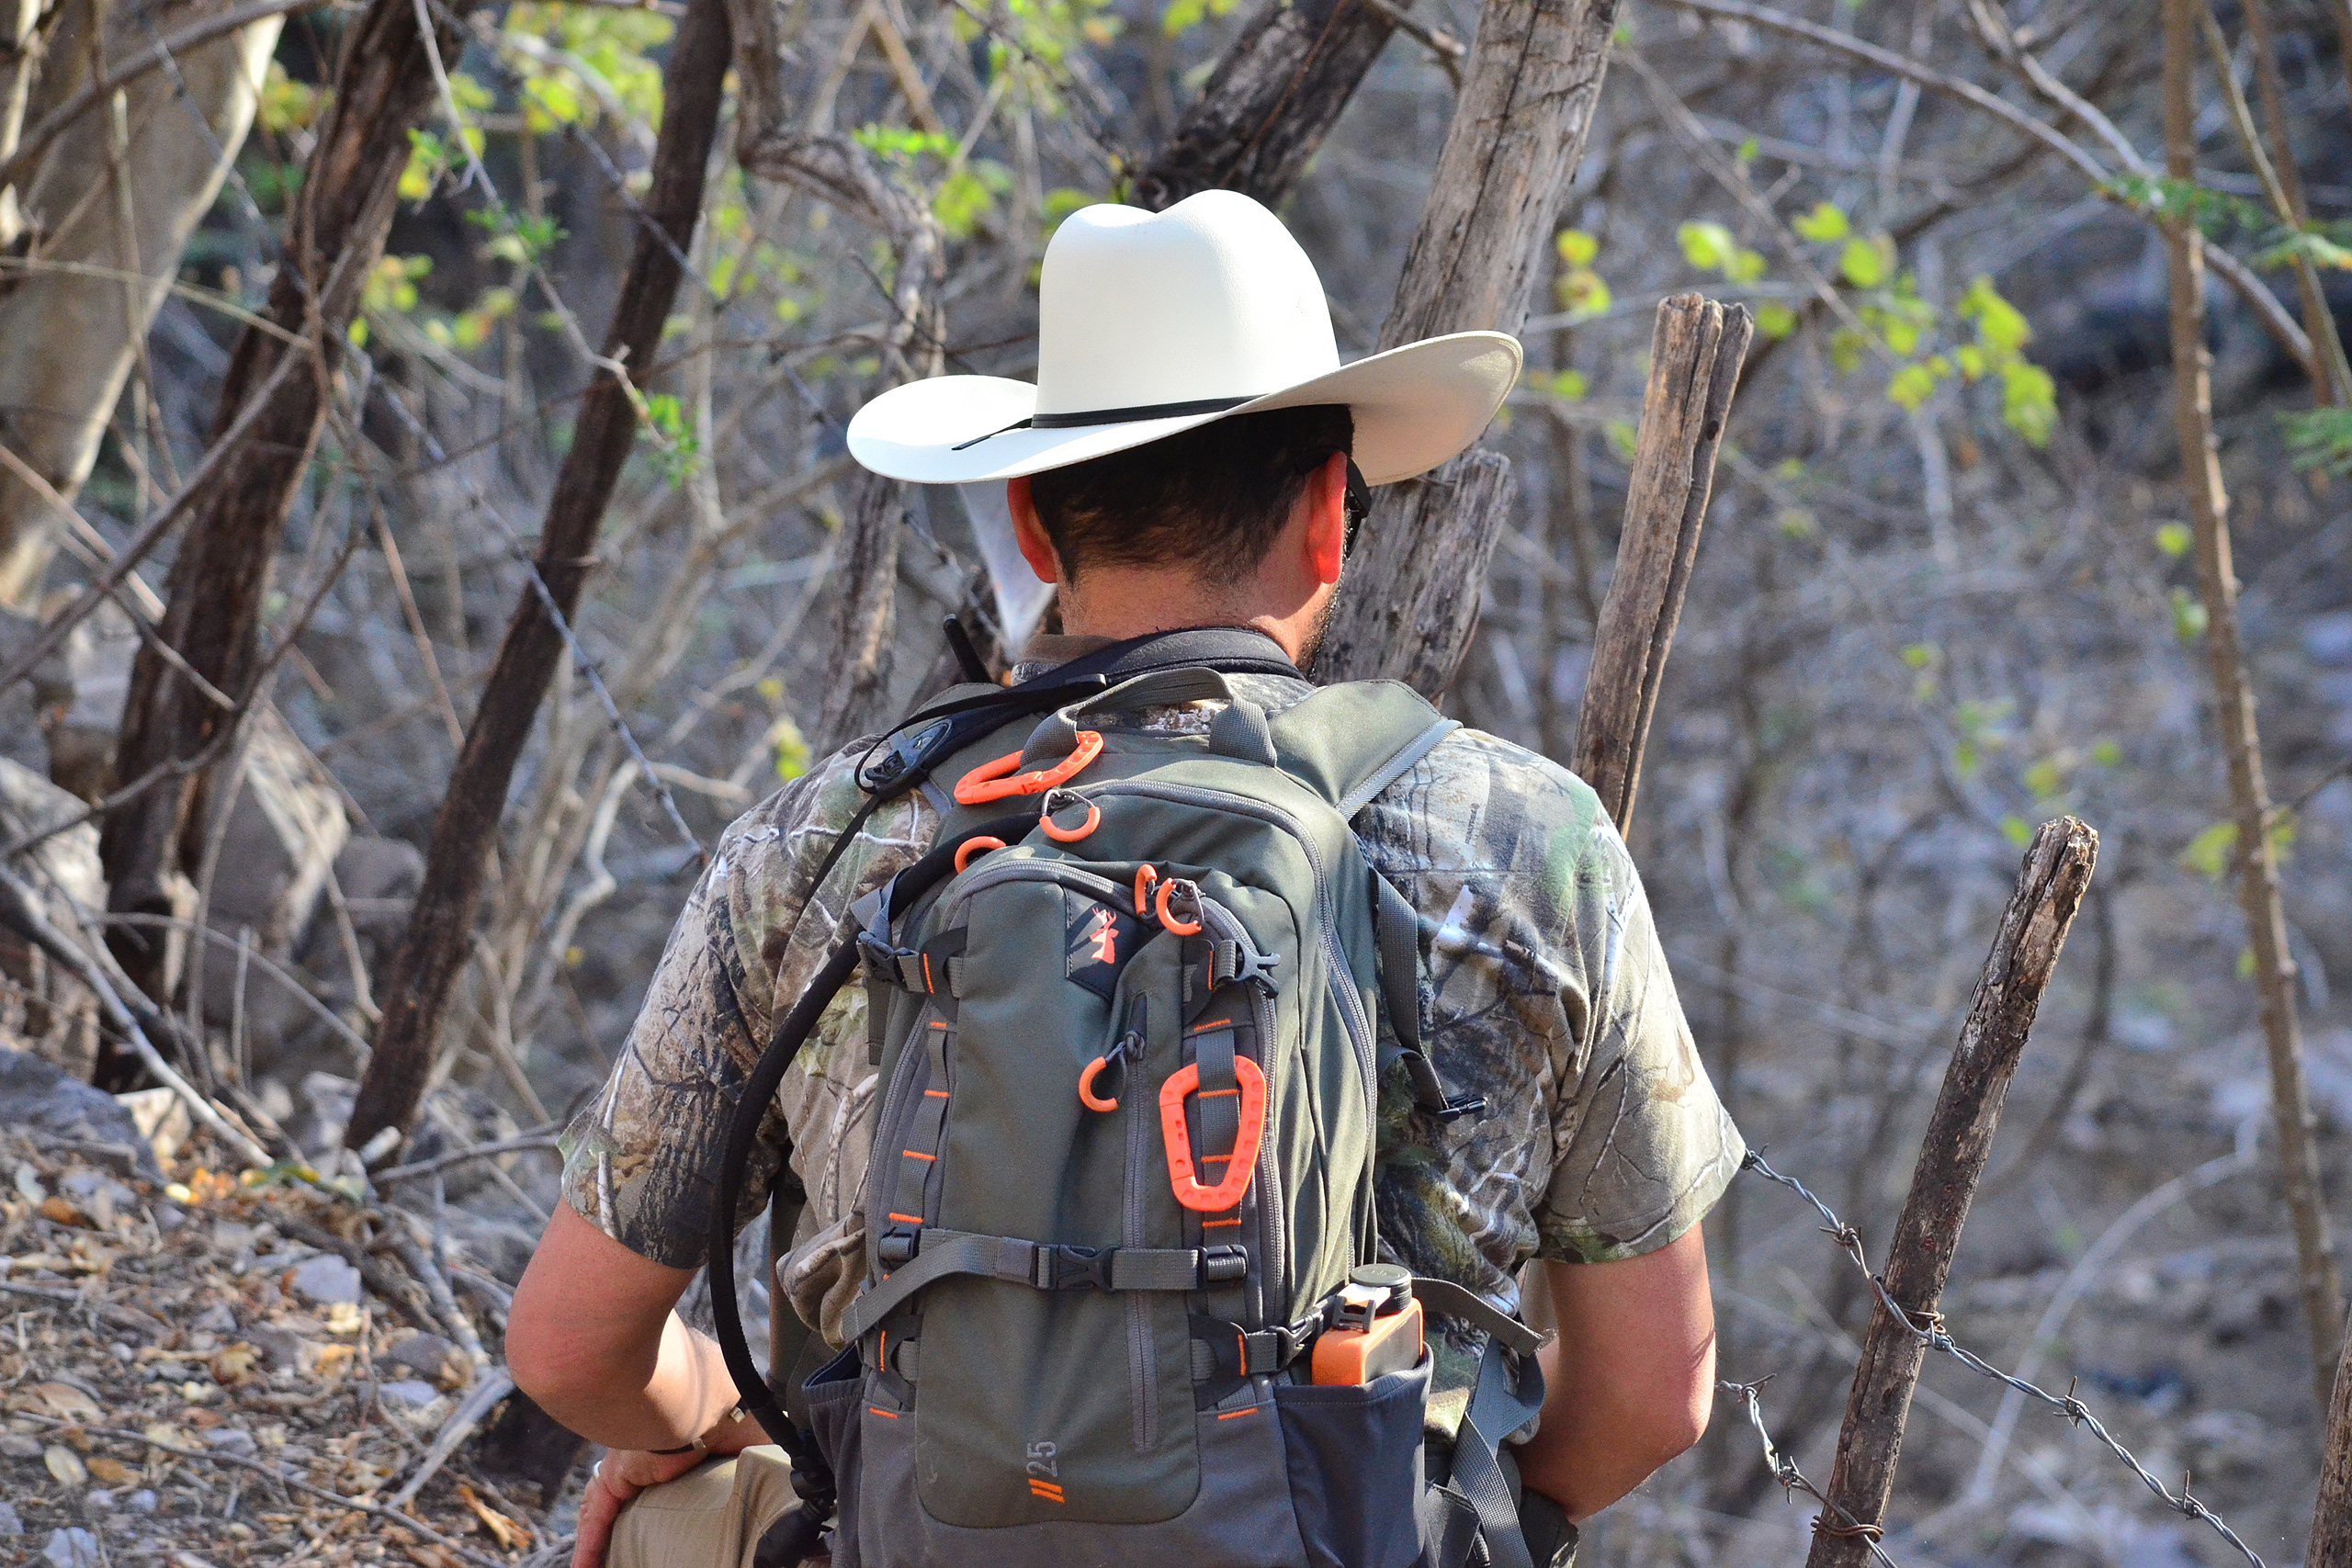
[704,815,1039,1527]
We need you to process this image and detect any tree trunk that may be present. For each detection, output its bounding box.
[1570,294,1750,830]
[2314,1305,2352,1568]
[0,0,284,612]
[809,469,908,755]
[342,0,733,1156]
[1312,0,1619,691]
[2160,0,2345,1410]
[1128,0,1403,211]
[1805,817,2099,1568]
[98,0,475,1043]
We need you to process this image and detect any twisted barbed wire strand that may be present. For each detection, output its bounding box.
[1741,1150,2265,1568]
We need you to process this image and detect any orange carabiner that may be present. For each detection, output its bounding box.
[1040,797,1101,843]
[1156,878,1203,936]
[953,731,1104,806]
[1159,1056,1267,1213]
[1077,1055,1120,1112]
[953,836,1004,874]
[1132,864,1158,917]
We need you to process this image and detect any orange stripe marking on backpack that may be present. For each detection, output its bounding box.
[887,1213,924,1224]
[901,1149,936,1161]
[923,1089,949,1099]
[868,1407,900,1419]
[1216,1406,1260,1420]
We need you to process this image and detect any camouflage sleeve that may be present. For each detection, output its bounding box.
[557,749,936,1270]
[1536,815,1745,1265]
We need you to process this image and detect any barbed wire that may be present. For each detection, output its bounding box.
[1740,1150,2267,1568]
[1718,1375,1906,1568]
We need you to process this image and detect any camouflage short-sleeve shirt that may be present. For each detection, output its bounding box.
[560,671,1743,1426]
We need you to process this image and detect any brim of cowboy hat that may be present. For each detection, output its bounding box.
[845,331,1522,489]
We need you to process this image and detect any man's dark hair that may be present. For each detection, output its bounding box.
[1028,404,1354,586]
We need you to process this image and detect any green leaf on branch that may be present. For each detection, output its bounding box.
[1792,201,1849,243]
[2156,521,2192,558]
[1754,302,1797,339]
[2181,820,2236,879]
[2169,586,2209,643]
[1555,229,1599,267]
[1678,220,1738,274]
[1838,235,1891,288]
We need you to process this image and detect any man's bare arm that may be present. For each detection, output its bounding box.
[1511,1225,1716,1520]
[509,1199,761,1454]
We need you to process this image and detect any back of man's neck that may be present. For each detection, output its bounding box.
[1056,578,1306,665]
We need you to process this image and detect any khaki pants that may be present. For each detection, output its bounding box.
[606,1446,803,1568]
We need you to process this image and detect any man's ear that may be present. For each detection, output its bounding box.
[1007,476,1062,586]
[1303,452,1348,587]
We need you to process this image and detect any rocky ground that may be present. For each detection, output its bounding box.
[0,1109,582,1568]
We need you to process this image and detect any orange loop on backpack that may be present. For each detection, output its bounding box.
[1077,1055,1120,1113]
[953,836,1004,874]
[1156,879,1203,936]
[953,730,1104,805]
[1039,799,1100,843]
[1132,865,1158,917]
[1159,1056,1266,1213]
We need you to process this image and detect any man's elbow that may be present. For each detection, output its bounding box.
[1649,1377,1713,1467]
[505,1298,593,1411]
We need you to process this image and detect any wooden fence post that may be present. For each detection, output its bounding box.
[2314,1311,2352,1567]
[1571,294,1751,832]
[1804,817,2099,1568]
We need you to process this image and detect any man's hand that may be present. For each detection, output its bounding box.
[573,1449,707,1568]
[1512,1224,1717,1520]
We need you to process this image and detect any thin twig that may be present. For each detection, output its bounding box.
[372,1130,563,1186]
[17,1415,506,1568]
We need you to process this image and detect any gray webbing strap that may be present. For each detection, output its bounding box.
[1453,1338,1546,1568]
[842,1230,1208,1340]
[882,1020,952,1240]
[1337,715,1458,818]
[1413,1278,1551,1359]
[1370,869,1424,1055]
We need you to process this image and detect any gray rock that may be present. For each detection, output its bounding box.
[203,1428,256,1459]
[0,756,103,1079]
[378,1379,444,1410]
[126,1491,157,1514]
[0,1499,19,1535]
[288,1253,362,1307]
[44,1527,102,1568]
[84,1489,113,1512]
[383,1333,464,1386]
[0,1049,159,1179]
[189,1303,239,1337]
[0,1431,42,1458]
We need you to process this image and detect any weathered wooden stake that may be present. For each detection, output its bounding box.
[1571,294,1751,833]
[1804,817,2098,1568]
[2313,1309,2352,1567]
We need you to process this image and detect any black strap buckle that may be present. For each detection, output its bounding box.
[1036,1245,1114,1291]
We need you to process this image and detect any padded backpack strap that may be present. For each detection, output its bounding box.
[1370,869,1487,1122]
[1261,680,1457,812]
[1453,1336,1548,1568]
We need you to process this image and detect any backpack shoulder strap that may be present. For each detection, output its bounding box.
[1264,680,1457,814]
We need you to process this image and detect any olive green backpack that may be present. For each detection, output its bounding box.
[710,639,1566,1568]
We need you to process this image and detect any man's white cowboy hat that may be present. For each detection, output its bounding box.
[846,190,1521,488]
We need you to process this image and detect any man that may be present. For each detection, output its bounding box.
[510,190,1742,1568]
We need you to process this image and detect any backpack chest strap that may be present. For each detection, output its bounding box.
[841,1229,1246,1340]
